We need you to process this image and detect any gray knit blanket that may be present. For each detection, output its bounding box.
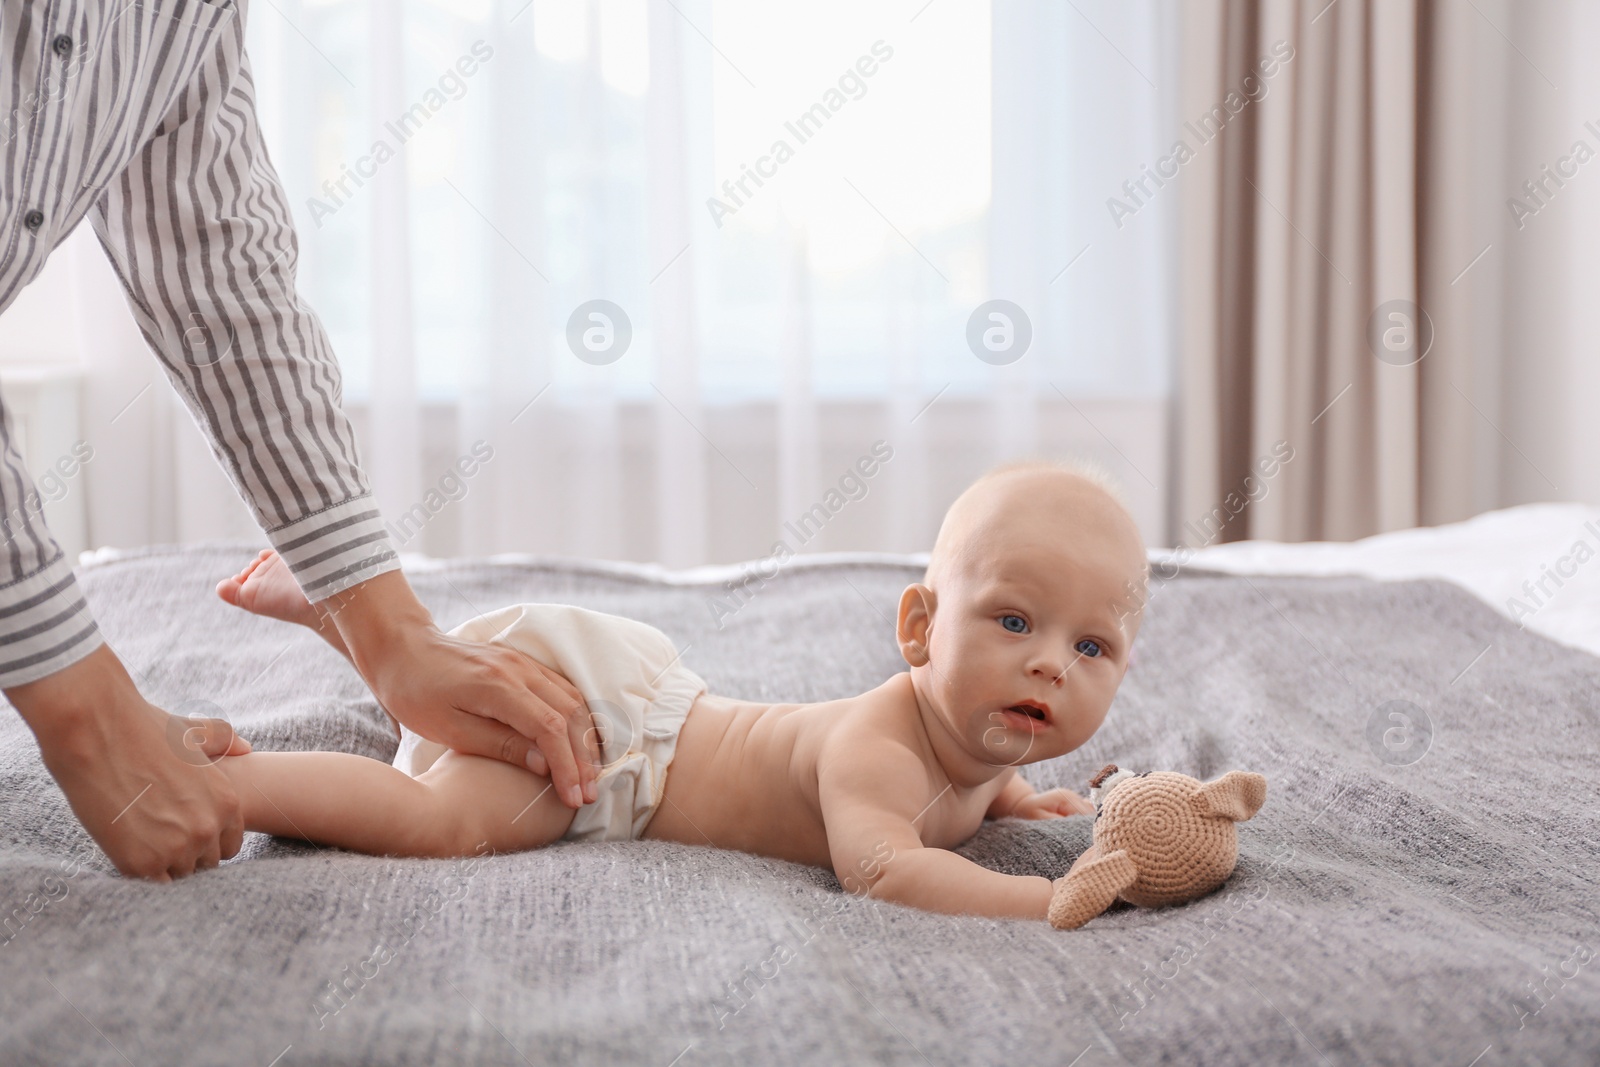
[1,545,1595,1066]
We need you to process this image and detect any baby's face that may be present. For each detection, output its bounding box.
[899,471,1146,769]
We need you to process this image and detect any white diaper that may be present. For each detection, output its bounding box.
[391,602,707,843]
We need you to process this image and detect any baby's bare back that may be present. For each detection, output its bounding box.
[642,673,1003,870]
[641,690,836,865]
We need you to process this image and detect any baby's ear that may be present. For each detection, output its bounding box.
[895,583,935,667]
[1191,771,1267,822]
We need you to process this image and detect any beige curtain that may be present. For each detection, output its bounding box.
[1174,0,1495,545]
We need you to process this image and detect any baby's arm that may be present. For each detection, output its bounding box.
[986,769,1095,819]
[819,747,1053,921]
[216,746,573,859]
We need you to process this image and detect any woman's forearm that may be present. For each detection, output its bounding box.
[311,569,435,687]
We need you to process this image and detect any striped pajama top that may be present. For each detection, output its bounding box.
[0,0,398,688]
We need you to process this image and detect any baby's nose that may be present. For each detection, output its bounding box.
[1030,659,1068,685]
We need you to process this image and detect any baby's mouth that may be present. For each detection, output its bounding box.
[997,700,1053,732]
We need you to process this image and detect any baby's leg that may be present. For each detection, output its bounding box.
[216,549,353,661]
[219,748,576,858]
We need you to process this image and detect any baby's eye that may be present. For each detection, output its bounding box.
[1075,638,1103,658]
[999,614,1029,634]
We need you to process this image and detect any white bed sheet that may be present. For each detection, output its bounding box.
[1154,502,1600,660]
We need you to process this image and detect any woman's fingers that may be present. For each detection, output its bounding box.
[525,746,550,777]
[532,659,585,706]
[194,836,222,874]
[432,709,552,786]
[517,657,599,803]
[569,712,601,803]
[475,682,587,810]
[365,628,600,809]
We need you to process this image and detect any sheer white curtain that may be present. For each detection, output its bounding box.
[49,0,1175,564]
[17,0,1598,564]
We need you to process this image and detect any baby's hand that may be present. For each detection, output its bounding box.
[1011,788,1094,819]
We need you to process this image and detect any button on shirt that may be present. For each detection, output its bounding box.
[0,0,398,687]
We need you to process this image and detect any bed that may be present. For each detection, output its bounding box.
[2,504,1597,1065]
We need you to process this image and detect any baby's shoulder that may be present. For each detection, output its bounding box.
[814,674,929,771]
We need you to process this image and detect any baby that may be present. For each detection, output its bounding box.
[213,460,1149,921]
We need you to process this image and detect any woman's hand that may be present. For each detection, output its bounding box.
[7,644,251,881]
[319,570,600,809]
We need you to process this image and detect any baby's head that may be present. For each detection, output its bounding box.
[896,459,1149,770]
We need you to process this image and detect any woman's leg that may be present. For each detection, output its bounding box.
[218,747,576,858]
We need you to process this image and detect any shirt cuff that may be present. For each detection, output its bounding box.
[0,552,105,689]
[267,497,401,603]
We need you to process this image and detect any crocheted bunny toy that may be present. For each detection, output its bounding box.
[1048,764,1267,930]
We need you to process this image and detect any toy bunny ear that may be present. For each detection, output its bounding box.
[1048,846,1139,930]
[1192,771,1267,822]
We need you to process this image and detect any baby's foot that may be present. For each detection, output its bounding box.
[216,549,318,629]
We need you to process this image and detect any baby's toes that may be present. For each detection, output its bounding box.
[238,548,274,581]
